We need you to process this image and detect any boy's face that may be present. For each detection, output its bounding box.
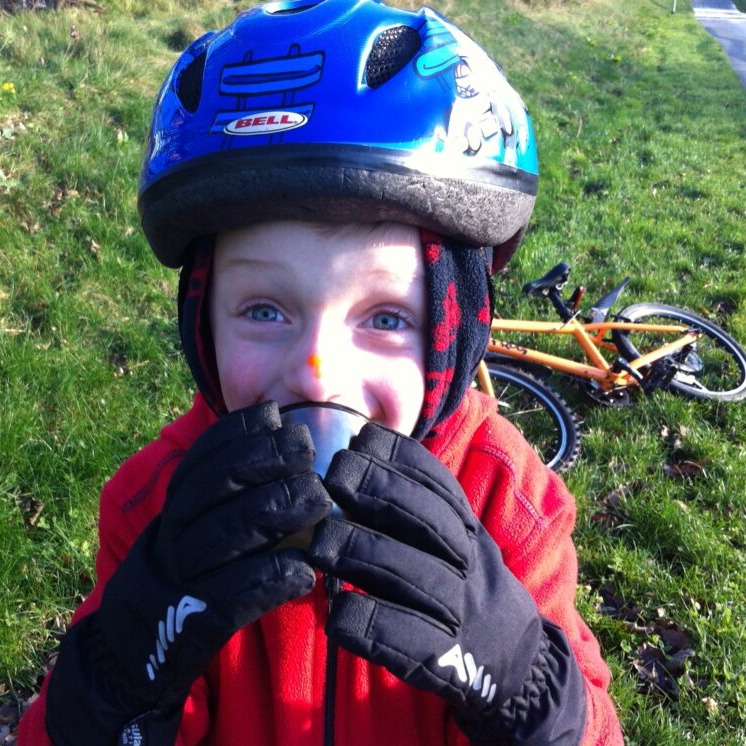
[210,221,427,435]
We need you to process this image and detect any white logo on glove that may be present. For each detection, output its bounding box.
[146,595,207,682]
[437,644,497,704]
[120,722,143,746]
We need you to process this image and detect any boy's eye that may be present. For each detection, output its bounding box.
[246,304,285,322]
[370,311,408,331]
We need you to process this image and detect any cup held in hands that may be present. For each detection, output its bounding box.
[277,402,368,548]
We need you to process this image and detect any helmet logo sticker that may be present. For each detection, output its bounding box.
[415,17,532,167]
[224,110,308,136]
[442,59,506,157]
[212,45,324,143]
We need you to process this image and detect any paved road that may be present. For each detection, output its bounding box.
[691,0,746,88]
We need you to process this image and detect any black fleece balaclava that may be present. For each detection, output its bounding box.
[177,230,494,441]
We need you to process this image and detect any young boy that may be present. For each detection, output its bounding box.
[20,1,624,744]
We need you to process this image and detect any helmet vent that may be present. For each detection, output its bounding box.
[176,51,207,114]
[365,25,421,89]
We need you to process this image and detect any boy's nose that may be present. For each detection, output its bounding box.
[283,324,352,405]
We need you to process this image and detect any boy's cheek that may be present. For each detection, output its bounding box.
[214,359,265,413]
[373,369,426,436]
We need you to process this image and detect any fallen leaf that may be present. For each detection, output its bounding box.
[663,459,711,479]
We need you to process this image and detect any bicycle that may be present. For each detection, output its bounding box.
[475,262,746,471]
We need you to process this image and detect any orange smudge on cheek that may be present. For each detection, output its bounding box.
[307,354,322,379]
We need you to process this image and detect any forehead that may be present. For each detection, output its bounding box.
[214,220,424,278]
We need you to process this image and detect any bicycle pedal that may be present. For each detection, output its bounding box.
[640,360,677,394]
[611,358,644,382]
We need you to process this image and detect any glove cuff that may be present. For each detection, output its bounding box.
[118,709,183,745]
[455,621,587,746]
[46,613,188,746]
[46,614,138,745]
[495,630,555,736]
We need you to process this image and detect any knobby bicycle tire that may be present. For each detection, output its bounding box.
[480,361,581,471]
[613,303,746,402]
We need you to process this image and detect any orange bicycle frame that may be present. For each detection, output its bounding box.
[477,315,700,397]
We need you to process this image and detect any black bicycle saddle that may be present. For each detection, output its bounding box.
[522,263,571,296]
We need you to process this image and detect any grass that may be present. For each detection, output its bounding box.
[1,0,745,741]
[0,0,235,699]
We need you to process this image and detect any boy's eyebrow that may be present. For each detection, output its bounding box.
[365,266,425,284]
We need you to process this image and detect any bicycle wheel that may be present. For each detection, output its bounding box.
[480,362,581,471]
[613,303,746,401]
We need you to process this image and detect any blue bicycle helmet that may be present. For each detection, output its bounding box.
[138,0,538,270]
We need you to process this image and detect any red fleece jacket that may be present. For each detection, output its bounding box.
[20,389,623,745]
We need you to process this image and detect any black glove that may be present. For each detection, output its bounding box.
[46,401,332,746]
[308,423,586,745]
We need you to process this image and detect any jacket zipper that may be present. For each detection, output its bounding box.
[323,575,341,746]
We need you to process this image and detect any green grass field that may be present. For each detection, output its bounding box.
[1,0,745,741]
